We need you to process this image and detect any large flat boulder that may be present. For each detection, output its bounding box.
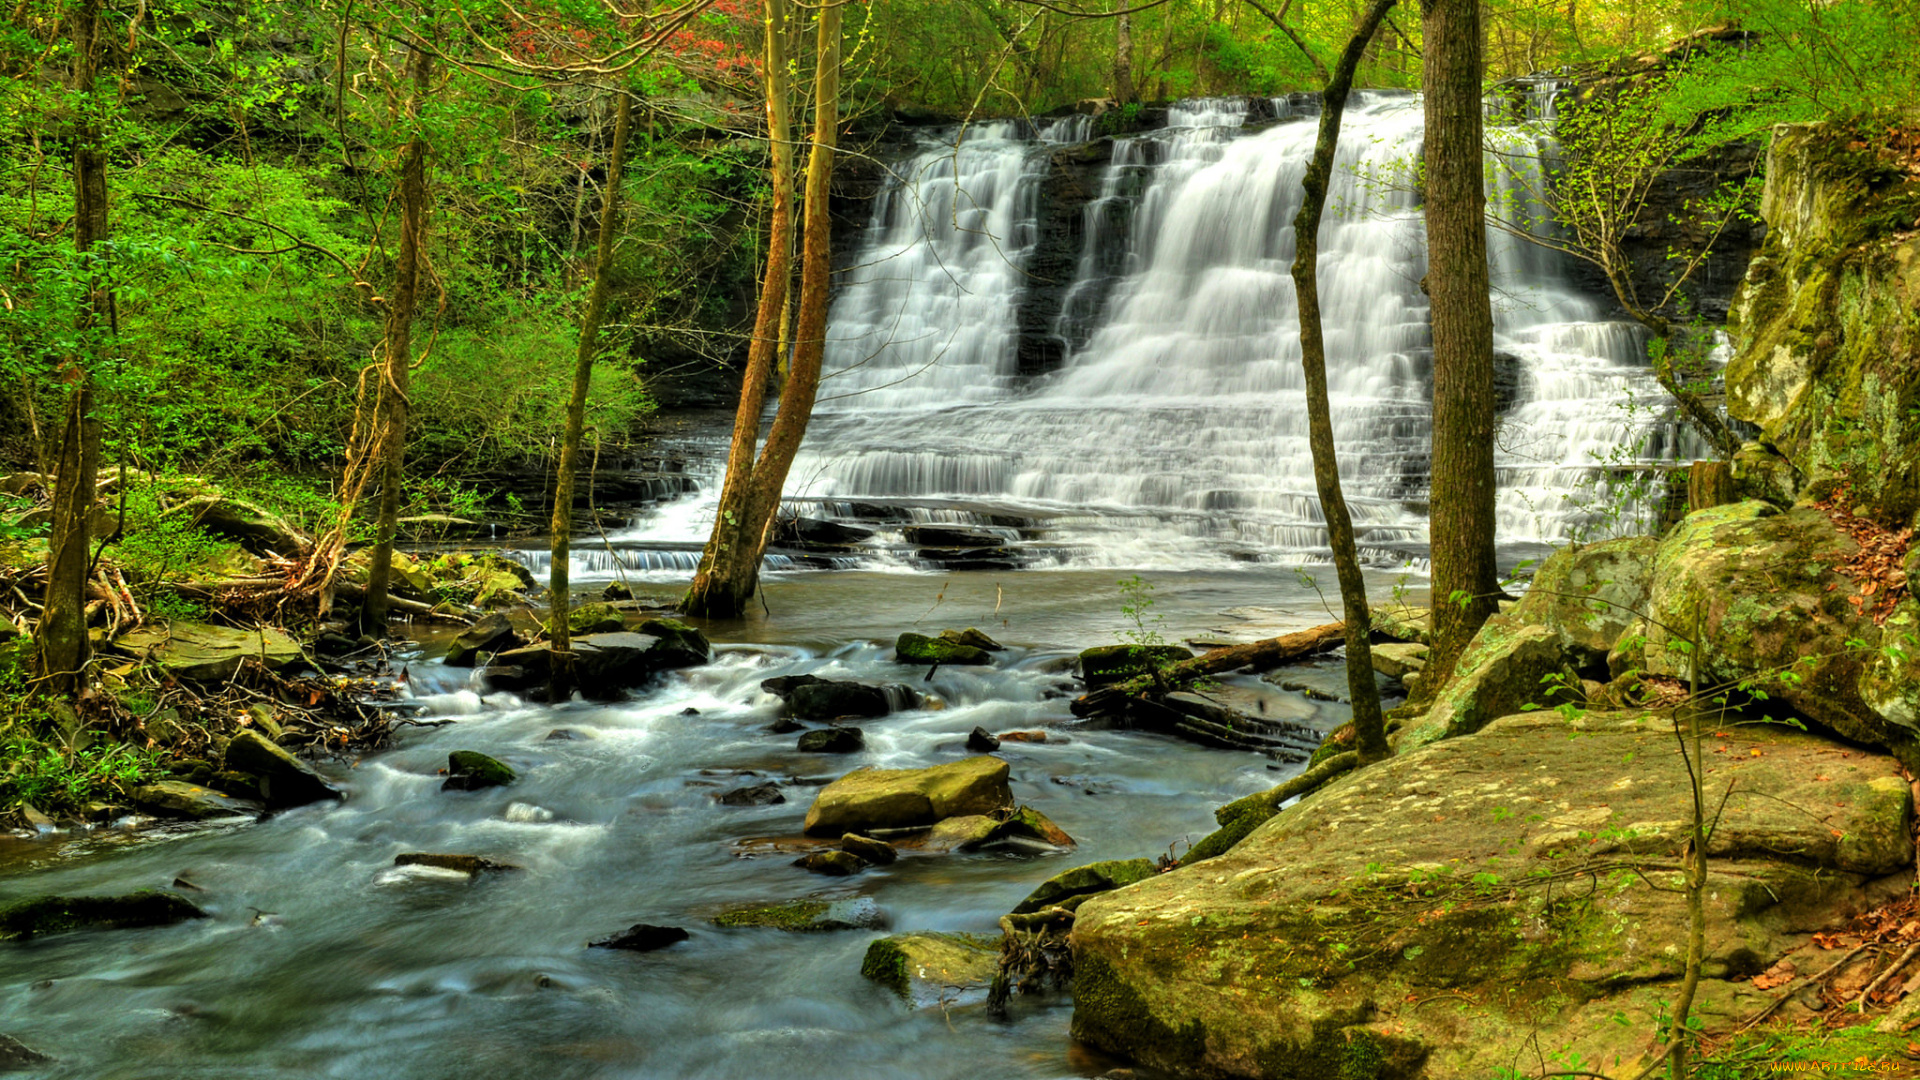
[861,932,1001,1006]
[803,756,1011,837]
[115,621,302,682]
[1071,711,1912,1079]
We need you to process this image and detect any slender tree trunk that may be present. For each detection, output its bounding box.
[547,91,633,700]
[1114,3,1137,103]
[734,2,839,575]
[1415,0,1501,702]
[683,0,802,617]
[1291,0,1398,764]
[38,0,109,696]
[362,35,431,630]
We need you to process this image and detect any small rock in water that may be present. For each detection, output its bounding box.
[937,627,1004,652]
[589,923,689,952]
[680,707,701,716]
[840,833,898,865]
[718,782,785,807]
[0,1033,52,1069]
[860,932,1000,1006]
[393,853,520,875]
[760,674,824,699]
[965,727,1001,752]
[544,728,582,741]
[601,581,634,601]
[504,802,554,823]
[767,717,804,735]
[443,750,515,791]
[798,727,864,754]
[794,850,867,876]
[712,896,885,932]
[998,730,1048,743]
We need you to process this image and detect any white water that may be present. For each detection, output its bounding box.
[576,93,1693,579]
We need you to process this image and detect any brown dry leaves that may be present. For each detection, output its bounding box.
[1815,488,1912,626]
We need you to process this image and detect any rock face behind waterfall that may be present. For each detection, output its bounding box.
[1070,713,1911,1079]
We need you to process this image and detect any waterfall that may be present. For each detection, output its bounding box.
[587,91,1689,579]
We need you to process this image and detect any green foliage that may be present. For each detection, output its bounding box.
[110,487,244,613]
[1115,574,1164,647]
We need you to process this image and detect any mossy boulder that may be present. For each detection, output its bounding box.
[442,612,524,667]
[443,750,515,791]
[803,756,1012,837]
[861,932,1001,1006]
[424,551,535,607]
[938,627,1003,651]
[1078,644,1193,688]
[636,618,712,668]
[1507,535,1658,664]
[1367,642,1428,680]
[1012,858,1156,915]
[1724,121,1920,529]
[0,890,207,941]
[1394,618,1575,751]
[798,726,865,753]
[128,780,264,820]
[1370,606,1431,644]
[1629,501,1920,763]
[547,602,625,637]
[114,621,302,682]
[896,632,993,666]
[711,896,885,932]
[224,729,343,808]
[1071,711,1914,1079]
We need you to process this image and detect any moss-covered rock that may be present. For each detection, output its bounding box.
[1078,643,1192,688]
[861,932,1001,1006]
[636,618,712,668]
[129,779,264,820]
[0,890,207,941]
[1071,711,1913,1079]
[1012,858,1156,915]
[787,680,895,721]
[443,750,515,791]
[224,729,343,808]
[1508,535,1658,664]
[442,612,524,667]
[896,632,993,666]
[1394,619,1575,750]
[1724,121,1920,530]
[711,896,885,932]
[114,620,303,682]
[547,602,626,637]
[1631,501,1920,762]
[803,756,1012,836]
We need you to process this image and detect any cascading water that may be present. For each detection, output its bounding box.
[551,90,1690,582]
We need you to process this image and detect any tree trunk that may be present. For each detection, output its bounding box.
[684,0,837,619]
[684,0,797,618]
[1416,0,1501,702]
[362,36,432,630]
[547,90,633,700]
[1290,0,1398,764]
[38,0,109,696]
[1114,3,1137,103]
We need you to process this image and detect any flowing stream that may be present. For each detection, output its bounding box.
[0,572,1393,1078]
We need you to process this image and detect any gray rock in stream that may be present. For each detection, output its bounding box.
[0,1033,52,1069]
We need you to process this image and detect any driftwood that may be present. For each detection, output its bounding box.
[1164,621,1346,681]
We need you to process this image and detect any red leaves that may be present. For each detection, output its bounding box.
[1752,958,1795,990]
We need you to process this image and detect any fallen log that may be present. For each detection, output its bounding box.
[1071,621,1348,725]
